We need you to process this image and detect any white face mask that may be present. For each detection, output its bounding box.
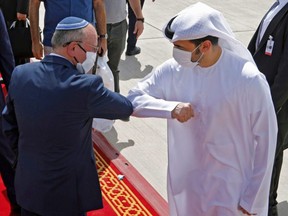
[172,44,203,68]
[76,51,97,74]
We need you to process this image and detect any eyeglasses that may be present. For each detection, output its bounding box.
[63,41,98,53]
[80,42,98,53]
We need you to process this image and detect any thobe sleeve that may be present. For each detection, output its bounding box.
[239,73,277,214]
[127,66,180,119]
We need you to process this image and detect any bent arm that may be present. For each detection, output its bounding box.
[127,71,180,119]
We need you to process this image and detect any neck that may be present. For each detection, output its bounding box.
[199,46,222,68]
[54,48,76,65]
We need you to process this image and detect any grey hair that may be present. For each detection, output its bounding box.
[51,28,86,48]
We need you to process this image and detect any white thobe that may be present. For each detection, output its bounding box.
[127,49,277,216]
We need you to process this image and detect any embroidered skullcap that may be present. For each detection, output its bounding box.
[162,2,255,64]
[56,16,89,30]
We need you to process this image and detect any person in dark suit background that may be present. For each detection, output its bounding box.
[0,0,29,27]
[125,0,156,56]
[2,16,133,216]
[0,8,21,216]
[248,1,288,216]
[125,0,145,56]
[0,0,29,65]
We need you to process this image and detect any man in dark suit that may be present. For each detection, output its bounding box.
[2,16,133,216]
[0,0,29,27]
[0,8,21,216]
[0,0,30,65]
[248,1,288,216]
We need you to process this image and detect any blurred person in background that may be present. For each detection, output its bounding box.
[29,0,107,58]
[125,0,155,56]
[0,0,30,65]
[105,0,144,93]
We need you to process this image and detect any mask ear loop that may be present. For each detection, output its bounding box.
[77,43,87,53]
[74,43,88,64]
[164,16,177,40]
[191,43,204,64]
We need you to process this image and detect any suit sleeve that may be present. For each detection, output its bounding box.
[1,92,19,158]
[0,10,14,89]
[17,0,29,15]
[87,76,133,120]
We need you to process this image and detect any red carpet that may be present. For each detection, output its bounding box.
[0,131,168,216]
[0,177,11,216]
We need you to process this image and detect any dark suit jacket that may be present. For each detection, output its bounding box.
[0,0,29,26]
[0,9,16,164]
[248,3,288,150]
[2,55,133,215]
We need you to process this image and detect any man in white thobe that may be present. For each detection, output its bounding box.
[127,3,278,216]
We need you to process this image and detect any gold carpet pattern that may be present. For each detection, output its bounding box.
[94,148,154,216]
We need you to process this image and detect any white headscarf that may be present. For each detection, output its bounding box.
[162,2,255,64]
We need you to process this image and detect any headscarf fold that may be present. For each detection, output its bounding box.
[162,2,255,64]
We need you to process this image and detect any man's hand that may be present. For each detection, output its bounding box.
[97,38,107,56]
[17,13,27,21]
[171,103,194,123]
[129,0,144,39]
[32,42,44,60]
[134,20,144,39]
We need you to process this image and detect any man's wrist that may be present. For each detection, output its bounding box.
[136,18,145,23]
[99,33,108,39]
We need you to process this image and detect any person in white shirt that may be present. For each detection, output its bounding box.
[127,2,278,216]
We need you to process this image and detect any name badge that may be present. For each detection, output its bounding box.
[265,35,274,56]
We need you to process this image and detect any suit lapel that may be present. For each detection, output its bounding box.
[258,3,288,50]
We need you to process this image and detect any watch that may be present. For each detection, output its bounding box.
[136,18,145,23]
[99,33,108,39]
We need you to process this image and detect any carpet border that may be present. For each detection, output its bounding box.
[92,130,169,216]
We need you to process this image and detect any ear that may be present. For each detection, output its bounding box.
[200,40,212,53]
[66,41,77,57]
